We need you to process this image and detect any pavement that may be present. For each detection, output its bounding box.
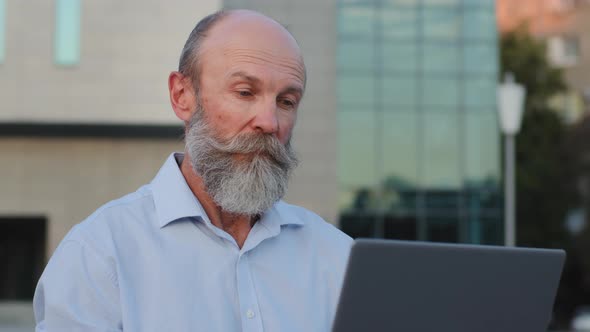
[0,327,34,332]
[0,302,34,332]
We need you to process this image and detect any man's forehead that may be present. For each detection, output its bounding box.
[198,10,306,79]
[205,10,300,49]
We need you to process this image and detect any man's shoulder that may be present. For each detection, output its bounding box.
[275,200,353,246]
[85,185,154,223]
[65,185,155,245]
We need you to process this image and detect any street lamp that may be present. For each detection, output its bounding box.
[497,73,526,247]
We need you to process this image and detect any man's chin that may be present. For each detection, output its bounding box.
[215,196,277,217]
[233,151,272,163]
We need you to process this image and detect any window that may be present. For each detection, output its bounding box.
[463,75,497,108]
[382,76,416,107]
[337,0,501,244]
[462,6,496,40]
[463,43,497,74]
[338,110,378,189]
[338,39,375,71]
[382,42,417,72]
[0,217,46,300]
[422,76,460,108]
[423,43,459,73]
[55,0,81,66]
[548,35,579,67]
[338,5,374,38]
[338,75,376,106]
[422,112,461,189]
[422,7,461,41]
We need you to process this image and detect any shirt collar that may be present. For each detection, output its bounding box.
[150,153,207,228]
[150,152,304,228]
[265,201,305,227]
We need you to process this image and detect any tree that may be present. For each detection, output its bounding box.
[500,26,572,248]
[500,26,567,109]
[501,26,580,329]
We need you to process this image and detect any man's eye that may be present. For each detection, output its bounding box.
[280,99,296,108]
[238,91,253,97]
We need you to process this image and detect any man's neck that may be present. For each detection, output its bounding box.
[180,155,254,248]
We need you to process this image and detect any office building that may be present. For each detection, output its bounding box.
[336,0,502,244]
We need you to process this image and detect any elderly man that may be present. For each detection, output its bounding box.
[33,9,352,332]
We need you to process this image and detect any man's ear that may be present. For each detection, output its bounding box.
[168,71,196,122]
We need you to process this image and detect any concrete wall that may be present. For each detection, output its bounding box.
[0,138,183,253]
[0,0,219,124]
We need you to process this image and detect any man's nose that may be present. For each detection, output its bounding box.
[251,99,279,135]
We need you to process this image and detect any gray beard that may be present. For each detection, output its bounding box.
[185,105,299,216]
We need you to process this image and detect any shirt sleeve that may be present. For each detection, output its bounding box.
[33,239,123,332]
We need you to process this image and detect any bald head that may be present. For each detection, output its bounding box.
[178,10,306,90]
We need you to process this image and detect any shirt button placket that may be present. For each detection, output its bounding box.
[236,253,263,331]
[246,309,255,319]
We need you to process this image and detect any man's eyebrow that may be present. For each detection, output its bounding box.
[227,71,262,84]
[281,85,304,97]
[228,71,304,96]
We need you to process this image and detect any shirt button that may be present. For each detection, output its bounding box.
[246,309,255,319]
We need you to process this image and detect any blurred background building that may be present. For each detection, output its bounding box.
[335,0,501,245]
[498,0,590,123]
[5,0,588,331]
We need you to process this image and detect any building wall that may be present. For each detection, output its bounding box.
[497,0,590,117]
[0,0,215,259]
[0,0,219,124]
[566,5,590,102]
[336,0,502,244]
[0,138,183,253]
[497,0,574,36]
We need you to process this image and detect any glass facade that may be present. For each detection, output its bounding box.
[337,0,502,244]
[54,0,81,66]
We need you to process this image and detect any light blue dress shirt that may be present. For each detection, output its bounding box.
[34,153,353,332]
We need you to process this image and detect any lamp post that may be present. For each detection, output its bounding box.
[497,73,526,247]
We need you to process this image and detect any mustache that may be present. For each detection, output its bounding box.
[215,133,295,164]
[192,119,298,170]
[210,132,283,153]
[186,106,299,170]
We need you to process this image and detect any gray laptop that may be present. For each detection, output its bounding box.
[332,239,565,332]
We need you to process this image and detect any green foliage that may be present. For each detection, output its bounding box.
[500,27,573,248]
[514,109,573,248]
[501,27,581,329]
[500,26,567,109]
